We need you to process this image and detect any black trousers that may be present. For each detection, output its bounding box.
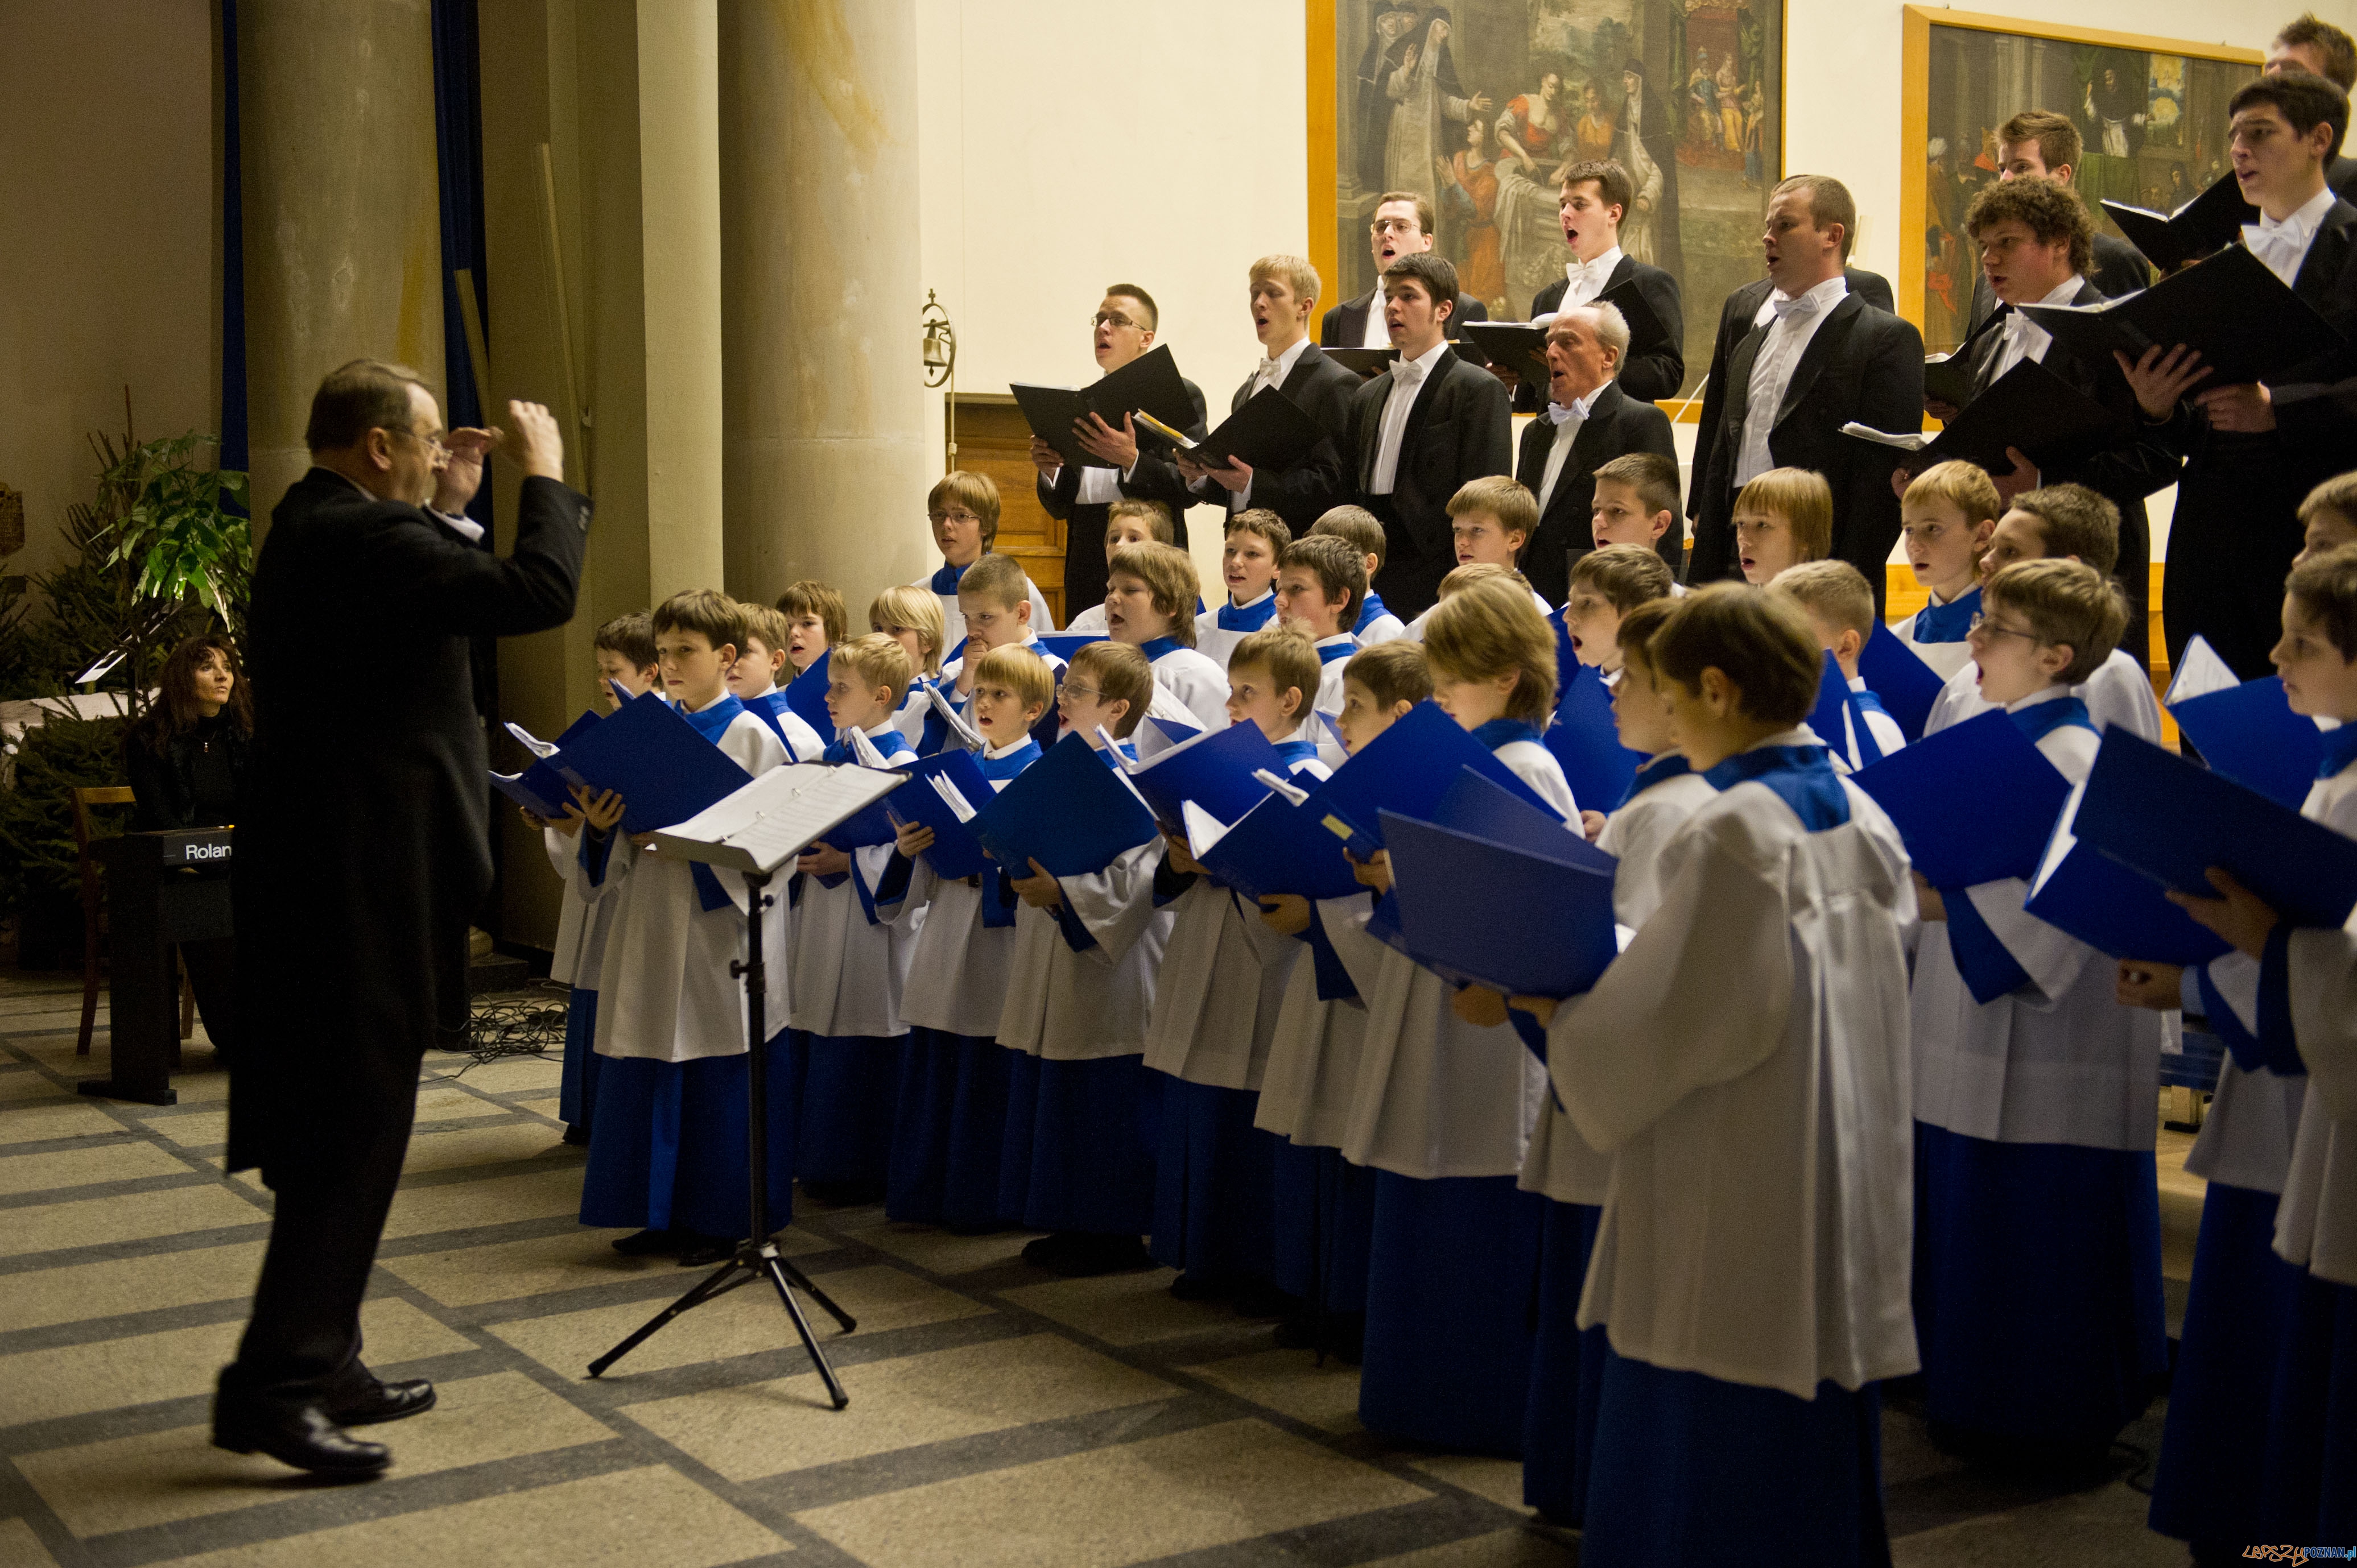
[217,1068,419,1412]
[2164,438,2308,680]
[178,937,237,1062]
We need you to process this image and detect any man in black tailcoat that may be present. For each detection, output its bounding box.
[1513,302,1678,603]
[215,360,587,1476]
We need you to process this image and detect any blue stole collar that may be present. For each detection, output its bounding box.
[980,739,1041,780]
[1270,739,1320,771]
[2318,721,2357,780]
[1911,585,1980,643]
[680,694,745,741]
[2007,693,2094,745]
[928,560,969,595]
[1472,718,1543,751]
[1139,636,1185,661]
[1352,591,1390,635]
[1616,751,1694,809]
[1216,592,1278,632]
[1096,740,1139,768]
[823,726,914,765]
[1316,638,1357,665]
[1850,687,1889,718]
[1703,741,1851,830]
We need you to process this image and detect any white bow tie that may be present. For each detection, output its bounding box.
[2244,220,2306,264]
[1567,255,1609,279]
[1544,402,1584,425]
[1771,292,1823,323]
[1254,358,1286,386]
[1394,359,1428,386]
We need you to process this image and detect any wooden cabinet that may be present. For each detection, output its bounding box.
[950,394,1067,625]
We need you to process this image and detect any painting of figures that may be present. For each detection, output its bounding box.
[1916,19,2257,351]
[1328,0,1782,399]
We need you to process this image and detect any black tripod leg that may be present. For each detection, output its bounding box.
[588,1259,747,1378]
[757,1251,851,1409]
[773,1251,859,1334]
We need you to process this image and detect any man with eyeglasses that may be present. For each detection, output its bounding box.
[1318,190,1490,357]
[217,358,587,1478]
[1029,284,1209,616]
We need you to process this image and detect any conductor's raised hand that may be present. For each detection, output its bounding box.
[432,427,498,514]
[501,399,565,481]
[2116,344,2210,421]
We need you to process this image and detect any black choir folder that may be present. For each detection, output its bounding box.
[1326,347,1400,378]
[1842,359,2130,477]
[2020,244,2344,392]
[1132,385,1323,474]
[2101,172,2261,274]
[1458,321,1550,384]
[1011,345,1198,470]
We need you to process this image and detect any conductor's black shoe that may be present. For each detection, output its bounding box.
[675,1233,737,1267]
[213,1404,391,1478]
[612,1228,679,1256]
[327,1379,436,1427]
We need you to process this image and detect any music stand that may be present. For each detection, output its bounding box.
[585,764,906,1406]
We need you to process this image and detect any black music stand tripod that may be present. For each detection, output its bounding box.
[587,868,856,1406]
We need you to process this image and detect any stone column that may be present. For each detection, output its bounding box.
[237,0,444,529]
[720,0,931,618]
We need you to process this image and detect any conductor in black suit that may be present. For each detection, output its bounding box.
[1689,175,1926,610]
[1959,111,2150,335]
[1319,190,1490,355]
[1496,159,1685,409]
[216,361,587,1475]
[1030,284,1210,615]
[1175,254,1363,537]
[1512,301,1679,603]
[1348,252,1513,618]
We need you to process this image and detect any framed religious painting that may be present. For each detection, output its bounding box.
[1900,7,2261,352]
[1307,0,1786,400]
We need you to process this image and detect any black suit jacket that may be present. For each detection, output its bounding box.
[1689,265,1894,526]
[1964,231,2149,334]
[230,469,589,1180]
[1522,254,1687,405]
[1039,375,1208,615]
[1319,288,1490,357]
[2330,154,2357,205]
[1690,291,1925,610]
[1348,349,1514,617]
[1512,380,1679,603]
[1201,342,1362,536]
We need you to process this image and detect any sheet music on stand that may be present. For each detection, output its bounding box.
[646,764,906,875]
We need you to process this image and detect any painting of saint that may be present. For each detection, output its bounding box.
[1382,10,1495,214]
[1613,57,1683,281]
[2083,63,2146,159]
[1574,81,1617,164]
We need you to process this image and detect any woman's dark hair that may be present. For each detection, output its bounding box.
[137,635,254,753]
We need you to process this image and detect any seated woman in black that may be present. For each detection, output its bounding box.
[122,634,251,1055]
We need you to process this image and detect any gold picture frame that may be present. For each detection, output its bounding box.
[1899,6,2261,349]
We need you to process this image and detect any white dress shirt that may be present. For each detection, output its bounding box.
[1736,274,1847,486]
[1992,274,2083,381]
[2243,184,2338,287]
[1369,339,1451,495]
[1360,292,1394,348]
[1536,384,1604,512]
[1554,245,1624,315]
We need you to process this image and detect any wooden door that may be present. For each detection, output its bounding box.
[950,394,1067,625]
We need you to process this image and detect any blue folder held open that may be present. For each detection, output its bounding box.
[1806,651,1884,772]
[783,651,833,735]
[1857,624,1946,743]
[2166,674,2325,811]
[1185,793,1364,904]
[1379,809,1619,1000]
[2071,729,2357,932]
[972,732,1158,878]
[489,763,575,821]
[1126,718,1281,830]
[1851,709,2071,889]
[2023,796,2227,966]
[546,691,756,835]
[1543,661,1644,812]
[881,748,996,880]
[1299,700,1557,859]
[1428,764,1607,867]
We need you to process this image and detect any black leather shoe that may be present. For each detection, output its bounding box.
[328,1379,436,1427]
[213,1404,390,1478]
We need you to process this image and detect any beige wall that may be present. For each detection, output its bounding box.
[0,0,220,594]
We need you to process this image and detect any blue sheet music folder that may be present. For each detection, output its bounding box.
[1543,661,1644,812]
[973,733,1158,878]
[783,651,833,735]
[1128,718,1281,829]
[1301,700,1556,858]
[881,748,996,880]
[1378,808,1617,1000]
[2024,809,2227,966]
[2167,675,2325,810]
[2072,729,2357,932]
[1851,709,2071,888]
[1195,793,1363,904]
[1858,624,1945,743]
[547,692,754,835]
